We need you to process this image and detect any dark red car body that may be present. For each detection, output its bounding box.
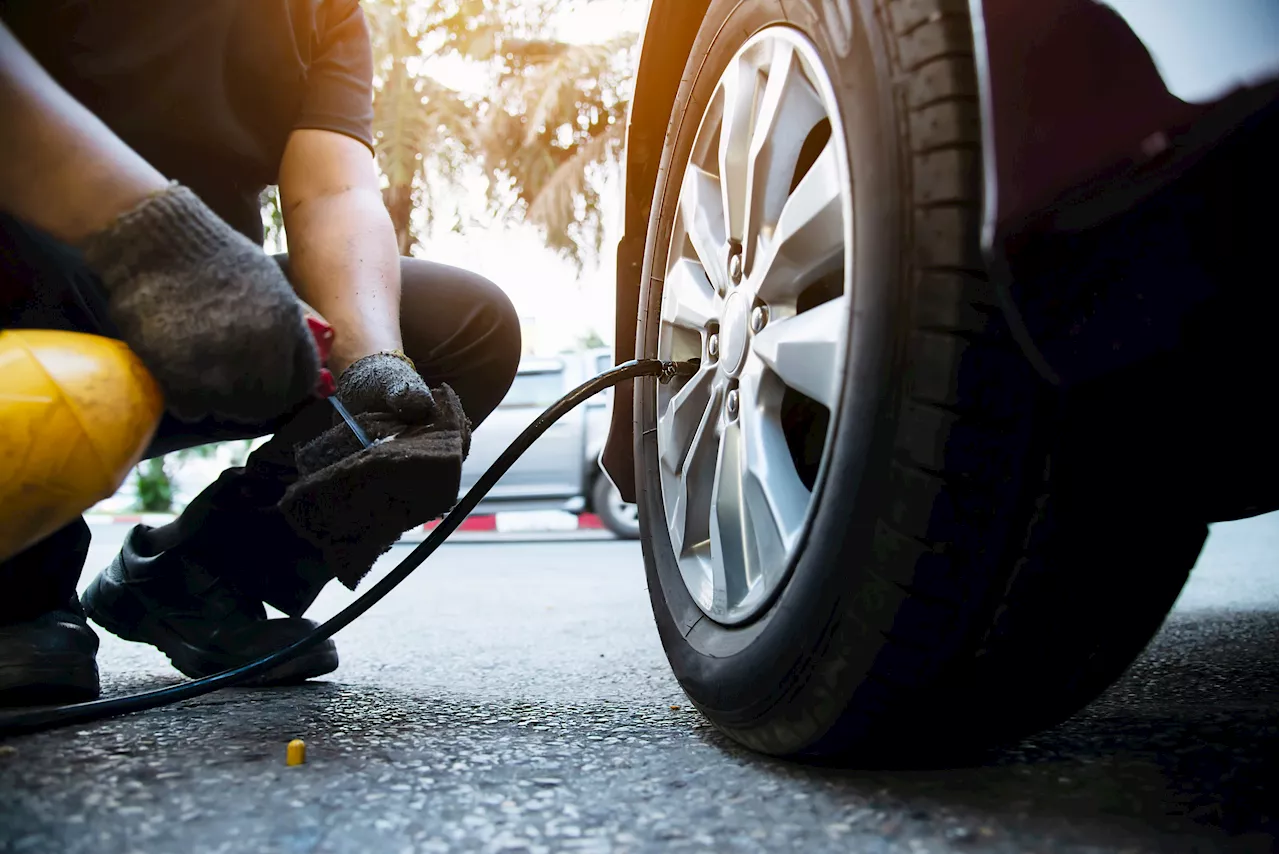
[603,0,1277,500]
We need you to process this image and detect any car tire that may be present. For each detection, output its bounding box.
[632,0,1207,760]
[591,475,641,540]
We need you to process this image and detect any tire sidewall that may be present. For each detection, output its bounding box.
[634,0,908,753]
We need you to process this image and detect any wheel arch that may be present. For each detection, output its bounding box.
[602,0,712,502]
[615,0,714,358]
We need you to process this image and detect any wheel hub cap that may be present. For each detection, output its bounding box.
[719,292,750,376]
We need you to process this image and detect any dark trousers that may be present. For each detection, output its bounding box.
[0,214,521,623]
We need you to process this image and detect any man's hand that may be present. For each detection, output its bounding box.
[81,185,321,423]
[335,352,436,424]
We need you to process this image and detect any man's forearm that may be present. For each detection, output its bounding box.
[0,22,168,242]
[281,185,403,375]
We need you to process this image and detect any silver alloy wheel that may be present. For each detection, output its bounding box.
[656,26,852,625]
[605,483,639,533]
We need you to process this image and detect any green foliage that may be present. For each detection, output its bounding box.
[365,0,495,253]
[578,328,606,349]
[479,34,635,266]
[260,186,286,253]
[361,0,638,265]
[134,458,173,513]
[130,441,252,514]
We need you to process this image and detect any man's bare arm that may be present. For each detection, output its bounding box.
[277,128,402,376]
[0,22,168,242]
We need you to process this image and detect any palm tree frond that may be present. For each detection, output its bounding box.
[526,124,620,235]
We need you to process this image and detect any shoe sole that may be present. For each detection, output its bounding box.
[82,574,338,687]
[0,647,99,706]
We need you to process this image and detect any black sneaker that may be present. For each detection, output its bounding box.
[82,526,338,685]
[0,601,100,705]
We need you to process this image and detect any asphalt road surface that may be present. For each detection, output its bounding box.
[0,513,1275,854]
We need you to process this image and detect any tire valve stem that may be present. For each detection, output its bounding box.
[659,360,698,384]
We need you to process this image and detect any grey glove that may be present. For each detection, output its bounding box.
[336,352,436,423]
[79,184,320,423]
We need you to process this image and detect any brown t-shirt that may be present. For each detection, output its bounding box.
[1,0,376,243]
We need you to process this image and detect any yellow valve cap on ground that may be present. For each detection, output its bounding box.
[0,330,163,562]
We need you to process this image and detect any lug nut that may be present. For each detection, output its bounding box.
[728,253,742,284]
[726,389,740,419]
[750,305,768,333]
[708,333,719,360]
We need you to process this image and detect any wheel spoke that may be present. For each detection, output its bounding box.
[751,295,848,410]
[754,140,844,305]
[743,46,827,276]
[709,418,749,614]
[678,166,727,288]
[662,259,718,332]
[737,364,810,584]
[669,384,721,558]
[657,367,715,474]
[717,56,759,243]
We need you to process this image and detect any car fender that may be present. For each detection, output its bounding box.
[971,0,1276,386]
[978,0,1275,246]
[603,0,712,502]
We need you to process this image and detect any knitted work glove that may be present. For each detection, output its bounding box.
[333,351,436,422]
[79,184,320,423]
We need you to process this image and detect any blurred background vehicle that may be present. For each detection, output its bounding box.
[459,347,639,539]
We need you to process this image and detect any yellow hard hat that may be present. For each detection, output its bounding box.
[0,330,163,562]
